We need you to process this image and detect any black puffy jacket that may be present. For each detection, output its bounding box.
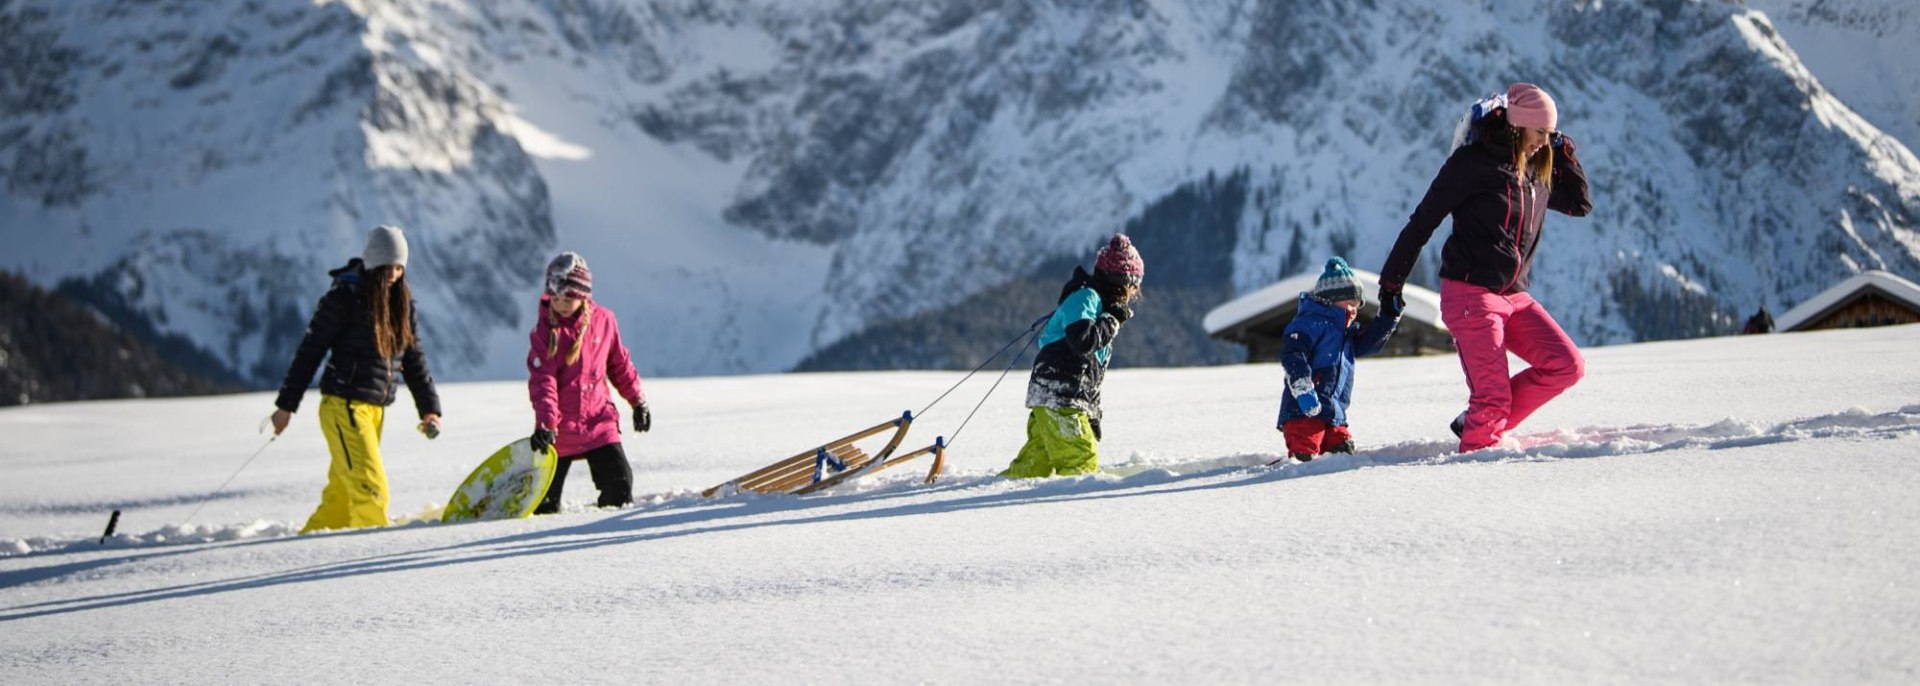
[275,260,440,418]
[1380,135,1591,295]
[1024,267,1124,420]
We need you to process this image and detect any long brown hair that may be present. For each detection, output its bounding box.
[1477,111,1554,191]
[367,265,416,360]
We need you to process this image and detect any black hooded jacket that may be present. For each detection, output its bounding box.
[275,259,440,418]
[1024,267,1125,420]
[1379,135,1591,295]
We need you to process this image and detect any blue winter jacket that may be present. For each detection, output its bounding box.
[1277,294,1400,427]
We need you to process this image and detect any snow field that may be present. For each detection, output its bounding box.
[1,324,1917,682]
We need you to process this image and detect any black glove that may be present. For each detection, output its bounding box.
[1089,417,1103,442]
[1551,132,1578,165]
[1377,282,1405,318]
[633,403,651,433]
[530,429,555,454]
[1103,301,1133,324]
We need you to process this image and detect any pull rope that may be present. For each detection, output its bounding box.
[941,319,1044,451]
[914,313,1049,419]
[180,418,280,528]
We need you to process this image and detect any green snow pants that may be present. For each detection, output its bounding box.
[1000,407,1099,479]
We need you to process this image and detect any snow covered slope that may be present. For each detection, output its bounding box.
[1747,0,1920,149]
[2,325,1917,681]
[1,0,1916,385]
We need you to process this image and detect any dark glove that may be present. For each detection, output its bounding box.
[1551,133,1578,166]
[1103,301,1133,324]
[1089,417,1103,442]
[1377,282,1405,318]
[632,403,651,433]
[530,429,555,454]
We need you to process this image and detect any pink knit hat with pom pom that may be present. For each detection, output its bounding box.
[1094,233,1144,286]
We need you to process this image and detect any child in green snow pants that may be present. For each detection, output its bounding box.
[1001,407,1099,478]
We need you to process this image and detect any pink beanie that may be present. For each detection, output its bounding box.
[1505,83,1557,130]
[1094,233,1144,285]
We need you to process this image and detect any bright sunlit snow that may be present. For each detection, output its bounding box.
[3,325,1918,681]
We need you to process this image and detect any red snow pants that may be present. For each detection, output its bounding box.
[1440,279,1585,453]
[1283,418,1353,457]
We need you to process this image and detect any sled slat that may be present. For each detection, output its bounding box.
[701,419,901,496]
[795,437,944,495]
[759,445,872,494]
[704,413,916,497]
[738,444,865,492]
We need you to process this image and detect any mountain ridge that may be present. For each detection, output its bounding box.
[0,0,1914,387]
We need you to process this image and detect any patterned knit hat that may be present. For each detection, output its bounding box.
[544,252,593,299]
[1093,233,1145,287]
[362,225,408,269]
[1310,257,1363,303]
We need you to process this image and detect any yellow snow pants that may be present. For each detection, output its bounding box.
[302,394,390,533]
[1001,407,1099,479]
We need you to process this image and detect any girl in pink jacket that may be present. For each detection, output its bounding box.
[527,252,650,513]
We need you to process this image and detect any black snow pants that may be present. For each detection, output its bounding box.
[535,442,634,514]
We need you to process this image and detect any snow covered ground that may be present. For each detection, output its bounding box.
[3,324,1918,682]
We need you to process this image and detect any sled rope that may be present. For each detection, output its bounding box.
[181,431,278,528]
[943,319,1044,451]
[916,313,1048,419]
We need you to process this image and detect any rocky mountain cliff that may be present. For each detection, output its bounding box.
[1,0,1914,387]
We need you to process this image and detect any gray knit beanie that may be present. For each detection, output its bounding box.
[363,225,409,269]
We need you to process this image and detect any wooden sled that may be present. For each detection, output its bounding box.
[702,411,949,497]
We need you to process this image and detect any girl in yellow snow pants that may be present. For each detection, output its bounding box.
[1001,407,1100,478]
[302,395,390,533]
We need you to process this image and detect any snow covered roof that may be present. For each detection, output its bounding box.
[1202,268,1446,337]
[1776,270,1920,332]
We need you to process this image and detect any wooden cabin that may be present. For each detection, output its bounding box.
[1776,270,1920,333]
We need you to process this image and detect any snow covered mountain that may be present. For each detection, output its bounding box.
[1747,0,1920,150]
[1,0,1916,385]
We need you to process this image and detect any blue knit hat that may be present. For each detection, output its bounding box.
[1310,257,1363,302]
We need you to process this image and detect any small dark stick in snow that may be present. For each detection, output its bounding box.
[99,509,121,544]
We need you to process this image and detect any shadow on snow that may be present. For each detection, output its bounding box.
[3,404,1916,622]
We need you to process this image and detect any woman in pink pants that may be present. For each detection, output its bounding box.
[1376,83,1593,452]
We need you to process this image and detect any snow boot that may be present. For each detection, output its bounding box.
[1449,411,1466,439]
[1328,440,1356,455]
[1290,452,1315,463]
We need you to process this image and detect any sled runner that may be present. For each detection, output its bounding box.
[703,411,947,497]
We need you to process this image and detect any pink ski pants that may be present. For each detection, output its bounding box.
[1440,279,1585,452]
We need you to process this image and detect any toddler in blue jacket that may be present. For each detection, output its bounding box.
[1277,257,1402,462]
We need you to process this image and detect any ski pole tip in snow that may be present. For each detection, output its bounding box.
[99,509,121,544]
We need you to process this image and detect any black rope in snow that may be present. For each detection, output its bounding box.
[915,313,1049,419]
[942,319,1044,451]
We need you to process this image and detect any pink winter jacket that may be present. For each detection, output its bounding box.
[527,299,646,458]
